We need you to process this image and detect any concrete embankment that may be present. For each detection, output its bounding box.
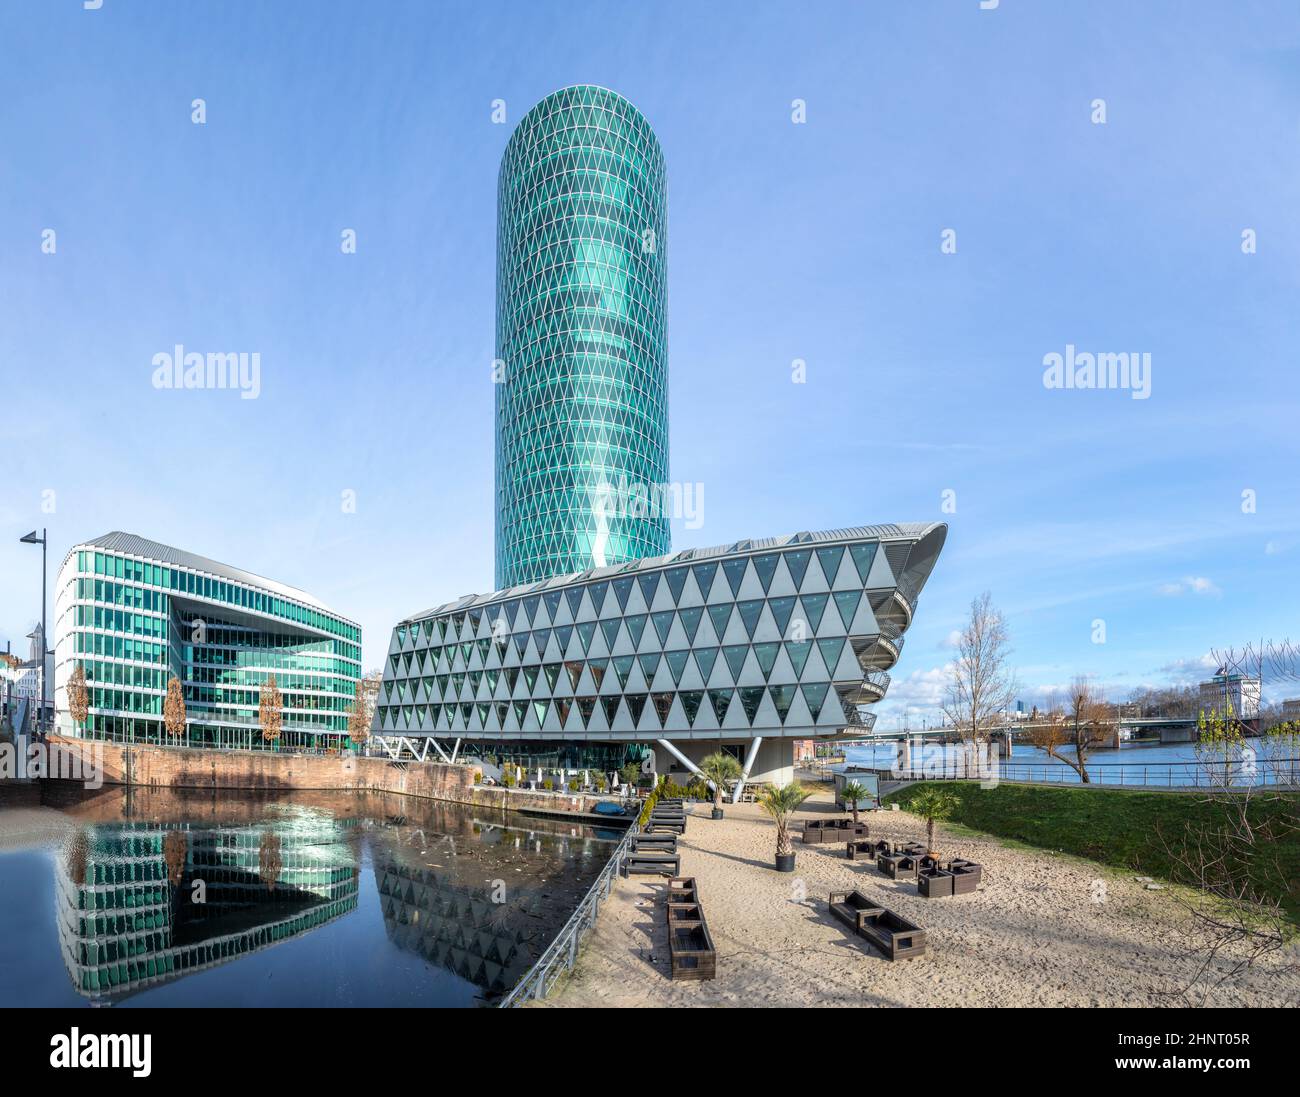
[46,735,607,817]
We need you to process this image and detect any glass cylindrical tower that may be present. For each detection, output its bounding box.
[495,85,670,589]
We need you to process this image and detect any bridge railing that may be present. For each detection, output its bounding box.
[498,818,639,1008]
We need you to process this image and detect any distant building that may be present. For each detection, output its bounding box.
[1282,699,1300,720]
[1198,668,1261,721]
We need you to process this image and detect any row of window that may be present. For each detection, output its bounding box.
[77,550,360,642]
[75,632,167,665]
[76,606,167,639]
[75,579,169,614]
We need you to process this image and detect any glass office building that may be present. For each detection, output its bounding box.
[376,524,946,787]
[495,85,671,589]
[53,532,362,750]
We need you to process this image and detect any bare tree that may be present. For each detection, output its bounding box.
[942,591,1018,742]
[67,662,89,731]
[1024,676,1115,783]
[163,675,186,743]
[259,674,283,746]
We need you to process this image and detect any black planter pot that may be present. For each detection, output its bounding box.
[711,808,724,820]
[775,853,796,873]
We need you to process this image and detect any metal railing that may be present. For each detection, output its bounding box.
[498,818,640,1007]
[880,757,1300,790]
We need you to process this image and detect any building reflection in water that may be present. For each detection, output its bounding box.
[373,812,618,997]
[44,787,621,1005]
[58,812,359,1003]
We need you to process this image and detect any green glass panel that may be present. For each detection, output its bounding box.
[625,693,647,725]
[611,577,636,612]
[650,610,675,646]
[692,562,718,600]
[708,688,733,723]
[612,655,635,689]
[752,553,779,593]
[722,557,749,597]
[624,614,648,647]
[817,637,846,676]
[798,593,829,632]
[693,647,719,683]
[849,542,877,584]
[651,692,673,726]
[678,605,704,644]
[833,590,861,629]
[738,686,765,725]
[752,642,780,681]
[638,572,660,606]
[600,618,622,649]
[679,690,703,726]
[664,649,690,686]
[663,567,689,603]
[576,621,596,653]
[815,546,845,586]
[587,581,609,615]
[707,603,733,639]
[601,695,621,725]
[722,644,749,681]
[736,599,765,640]
[638,653,661,682]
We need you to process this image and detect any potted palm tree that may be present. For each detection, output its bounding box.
[907,787,959,859]
[839,779,871,823]
[698,751,743,819]
[757,782,812,871]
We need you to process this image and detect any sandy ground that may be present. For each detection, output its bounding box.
[539,791,1300,1008]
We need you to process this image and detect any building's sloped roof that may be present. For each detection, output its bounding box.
[408,522,946,621]
[75,532,338,615]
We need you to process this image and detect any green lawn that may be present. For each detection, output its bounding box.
[884,781,1300,923]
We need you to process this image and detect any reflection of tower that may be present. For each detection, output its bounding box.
[495,86,671,588]
[57,815,359,1003]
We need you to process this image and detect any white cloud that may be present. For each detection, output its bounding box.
[1157,576,1221,597]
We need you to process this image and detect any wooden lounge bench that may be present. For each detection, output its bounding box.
[625,851,681,877]
[828,890,885,933]
[646,818,686,835]
[858,908,927,960]
[917,867,955,898]
[876,852,920,880]
[668,921,717,981]
[632,833,677,851]
[666,901,705,926]
[802,820,830,843]
[845,839,875,860]
[949,859,982,894]
[667,877,698,905]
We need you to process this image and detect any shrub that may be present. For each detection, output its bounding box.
[543,778,554,791]
[502,772,516,788]
[568,778,580,792]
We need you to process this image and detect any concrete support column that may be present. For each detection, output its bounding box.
[655,738,714,791]
[732,736,764,803]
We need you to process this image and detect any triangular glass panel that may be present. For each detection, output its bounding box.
[651,692,674,726]
[693,647,719,683]
[722,557,749,597]
[576,621,596,653]
[708,688,733,723]
[600,617,622,649]
[738,686,765,725]
[587,581,609,615]
[722,644,749,681]
[612,655,635,689]
[680,690,703,726]
[770,684,797,723]
[799,592,829,632]
[625,693,647,725]
[651,610,675,646]
[752,642,780,681]
[692,562,718,600]
[678,605,704,644]
[850,542,878,584]
[664,649,690,686]
[638,653,661,682]
[752,553,779,594]
[785,640,814,678]
[736,599,764,640]
[624,614,648,647]
[707,603,733,639]
[611,576,636,612]
[601,695,621,725]
[663,566,689,603]
[833,590,861,629]
[638,572,660,606]
[815,545,845,586]
[817,637,846,674]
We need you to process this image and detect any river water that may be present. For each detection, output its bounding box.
[0,783,621,1007]
[840,738,1299,787]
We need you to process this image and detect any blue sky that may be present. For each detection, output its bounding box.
[2,0,1298,724]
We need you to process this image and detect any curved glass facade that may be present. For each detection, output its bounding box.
[495,85,670,589]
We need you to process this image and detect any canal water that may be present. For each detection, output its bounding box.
[0,783,620,1007]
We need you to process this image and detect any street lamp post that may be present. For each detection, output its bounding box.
[19,529,48,737]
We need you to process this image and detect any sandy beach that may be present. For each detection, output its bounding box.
[538,791,1299,1008]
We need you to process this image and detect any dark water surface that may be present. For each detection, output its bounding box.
[0,783,619,1007]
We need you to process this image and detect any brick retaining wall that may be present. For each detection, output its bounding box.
[47,735,604,816]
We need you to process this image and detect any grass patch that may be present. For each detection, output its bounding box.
[885,781,1300,923]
